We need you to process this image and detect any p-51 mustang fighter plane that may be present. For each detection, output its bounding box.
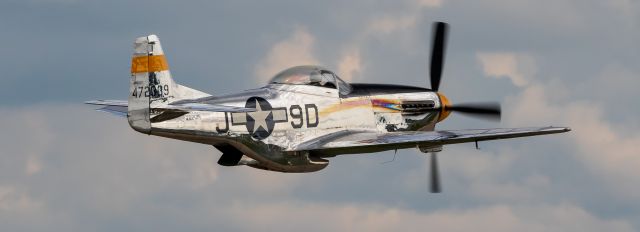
[87,22,570,192]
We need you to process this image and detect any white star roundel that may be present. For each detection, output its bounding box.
[230,97,288,140]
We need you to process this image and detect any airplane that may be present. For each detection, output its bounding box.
[87,22,570,193]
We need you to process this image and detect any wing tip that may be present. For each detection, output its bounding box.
[543,126,571,134]
[550,126,571,133]
[84,100,103,105]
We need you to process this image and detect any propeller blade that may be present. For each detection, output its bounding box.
[429,22,449,92]
[430,152,441,193]
[447,102,501,121]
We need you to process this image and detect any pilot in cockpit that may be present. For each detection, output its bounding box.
[309,71,337,89]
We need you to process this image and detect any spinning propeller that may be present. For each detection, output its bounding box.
[426,22,502,193]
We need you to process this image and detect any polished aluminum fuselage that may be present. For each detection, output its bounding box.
[144,84,442,172]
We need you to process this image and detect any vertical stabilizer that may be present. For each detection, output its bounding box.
[128,35,209,133]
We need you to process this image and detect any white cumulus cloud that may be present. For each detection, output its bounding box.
[477,52,535,87]
[254,27,318,83]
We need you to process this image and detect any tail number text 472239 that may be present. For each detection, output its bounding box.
[132,84,169,98]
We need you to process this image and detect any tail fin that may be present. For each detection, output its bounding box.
[128,35,209,133]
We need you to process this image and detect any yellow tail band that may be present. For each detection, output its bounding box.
[131,55,169,73]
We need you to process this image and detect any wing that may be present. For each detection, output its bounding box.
[85,100,255,118]
[291,127,570,151]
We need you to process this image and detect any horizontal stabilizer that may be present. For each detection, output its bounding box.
[96,105,128,117]
[85,100,127,106]
[85,100,128,117]
[85,100,254,117]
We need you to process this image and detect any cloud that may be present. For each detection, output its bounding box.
[227,201,632,232]
[477,52,535,87]
[0,105,223,214]
[365,0,442,35]
[366,14,421,35]
[254,27,318,83]
[576,64,640,107]
[504,84,557,125]
[461,0,586,31]
[444,146,553,202]
[563,102,640,199]
[606,0,637,20]
[0,186,42,213]
[329,0,442,82]
[254,5,431,84]
[416,0,443,7]
[501,56,640,201]
[17,0,81,4]
[253,27,364,83]
[337,49,362,82]
[25,156,42,176]
[0,104,314,229]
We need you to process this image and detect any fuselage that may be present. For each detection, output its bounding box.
[145,83,445,173]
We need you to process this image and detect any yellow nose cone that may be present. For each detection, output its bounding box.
[436,92,452,122]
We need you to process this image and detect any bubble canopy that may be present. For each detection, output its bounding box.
[269,66,352,95]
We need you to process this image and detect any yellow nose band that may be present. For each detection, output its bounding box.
[436,92,452,122]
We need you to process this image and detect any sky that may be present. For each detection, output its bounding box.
[1,0,639,231]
